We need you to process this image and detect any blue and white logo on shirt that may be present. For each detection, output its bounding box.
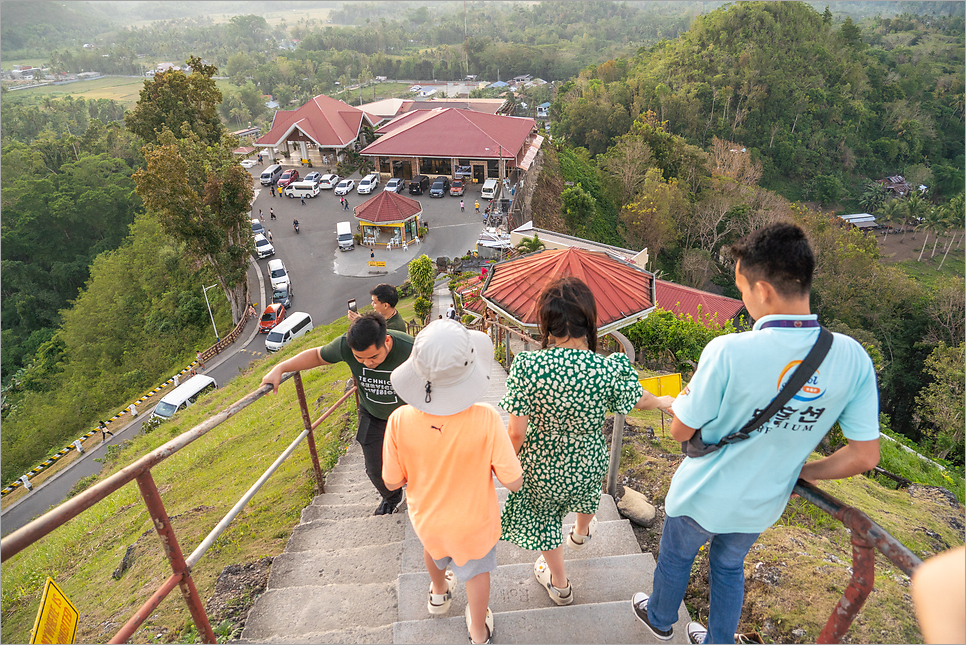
[777,361,825,402]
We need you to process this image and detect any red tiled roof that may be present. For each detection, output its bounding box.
[354,191,422,224]
[481,248,655,332]
[362,108,535,159]
[256,94,370,148]
[655,280,745,328]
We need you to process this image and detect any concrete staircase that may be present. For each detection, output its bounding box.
[242,357,691,643]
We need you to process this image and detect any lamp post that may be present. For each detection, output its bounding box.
[202,284,220,342]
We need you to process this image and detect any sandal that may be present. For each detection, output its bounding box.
[465,605,494,644]
[566,516,598,550]
[534,555,574,606]
[427,570,456,615]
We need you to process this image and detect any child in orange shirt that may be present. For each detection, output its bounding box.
[385,320,523,645]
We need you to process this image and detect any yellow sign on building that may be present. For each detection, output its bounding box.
[30,578,78,644]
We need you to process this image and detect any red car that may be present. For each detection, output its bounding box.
[258,303,287,333]
[277,169,300,187]
[450,179,466,196]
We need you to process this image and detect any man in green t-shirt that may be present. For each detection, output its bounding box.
[347,283,407,333]
[262,313,415,515]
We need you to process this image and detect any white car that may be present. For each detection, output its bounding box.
[240,158,258,169]
[357,173,380,194]
[334,179,355,196]
[319,174,340,189]
[267,259,289,288]
[253,234,275,259]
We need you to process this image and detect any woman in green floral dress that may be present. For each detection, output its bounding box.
[500,277,674,605]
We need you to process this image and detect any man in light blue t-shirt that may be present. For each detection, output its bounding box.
[631,223,880,645]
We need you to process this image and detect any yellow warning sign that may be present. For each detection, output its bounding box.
[368,261,386,268]
[30,578,78,644]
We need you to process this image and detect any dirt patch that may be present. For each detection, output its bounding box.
[203,557,274,642]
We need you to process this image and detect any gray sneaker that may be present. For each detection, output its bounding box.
[630,592,673,641]
[687,621,708,644]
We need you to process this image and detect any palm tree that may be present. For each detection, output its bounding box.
[917,207,944,262]
[878,199,904,241]
[859,182,888,214]
[515,234,546,254]
[902,191,928,243]
[938,193,964,270]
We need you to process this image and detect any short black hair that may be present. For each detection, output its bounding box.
[730,223,814,298]
[370,283,399,308]
[538,276,598,352]
[347,312,387,351]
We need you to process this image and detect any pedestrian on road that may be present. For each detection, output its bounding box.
[258,209,263,220]
[340,195,345,208]
[270,208,276,221]
[248,303,257,318]
[258,153,263,164]
[343,198,350,211]
[460,199,465,212]
[196,350,205,370]
[98,420,114,443]
[371,249,375,259]
[270,184,276,198]
[475,200,480,213]
[267,229,273,242]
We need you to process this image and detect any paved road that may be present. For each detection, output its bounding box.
[1,168,486,536]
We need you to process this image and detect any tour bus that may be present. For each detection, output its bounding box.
[151,375,217,420]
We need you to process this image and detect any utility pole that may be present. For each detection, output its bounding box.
[463,0,468,79]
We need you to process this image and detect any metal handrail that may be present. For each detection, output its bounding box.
[1,370,357,645]
[792,479,922,644]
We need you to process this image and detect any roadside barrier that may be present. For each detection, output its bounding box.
[1,309,254,497]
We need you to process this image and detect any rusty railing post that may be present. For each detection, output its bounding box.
[606,331,636,497]
[120,471,216,644]
[293,372,325,493]
[817,532,876,644]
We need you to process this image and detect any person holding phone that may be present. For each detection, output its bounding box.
[348,283,408,333]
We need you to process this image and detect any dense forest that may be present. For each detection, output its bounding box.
[0,0,963,482]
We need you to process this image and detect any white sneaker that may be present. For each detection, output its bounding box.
[687,621,708,644]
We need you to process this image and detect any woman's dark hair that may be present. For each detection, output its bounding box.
[370,283,399,307]
[730,223,814,298]
[347,312,387,351]
[537,276,598,352]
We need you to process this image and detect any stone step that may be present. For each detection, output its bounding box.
[335,452,366,466]
[323,469,373,490]
[397,552,656,621]
[240,625,392,644]
[301,502,380,523]
[392,598,692,644]
[285,515,407,554]
[401,519,640,573]
[241,583,397,641]
[311,489,383,506]
[269,542,403,588]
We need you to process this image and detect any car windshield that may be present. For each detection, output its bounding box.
[273,288,288,300]
[266,331,283,342]
[261,311,276,321]
[271,268,286,278]
[256,239,269,247]
[338,181,349,188]
[154,402,177,418]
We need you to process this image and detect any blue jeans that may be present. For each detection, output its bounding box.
[647,515,760,644]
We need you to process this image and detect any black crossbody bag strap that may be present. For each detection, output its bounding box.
[682,326,833,457]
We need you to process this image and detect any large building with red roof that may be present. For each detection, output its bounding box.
[255,94,375,165]
[360,107,542,184]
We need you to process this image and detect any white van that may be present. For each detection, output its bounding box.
[151,375,217,420]
[357,173,380,194]
[284,181,321,199]
[481,178,499,200]
[265,312,314,352]
[260,164,283,185]
[337,221,354,251]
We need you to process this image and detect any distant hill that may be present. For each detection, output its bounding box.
[0,1,112,53]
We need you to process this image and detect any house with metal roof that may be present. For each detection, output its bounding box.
[353,191,423,248]
[655,281,748,329]
[360,107,541,184]
[255,94,375,166]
